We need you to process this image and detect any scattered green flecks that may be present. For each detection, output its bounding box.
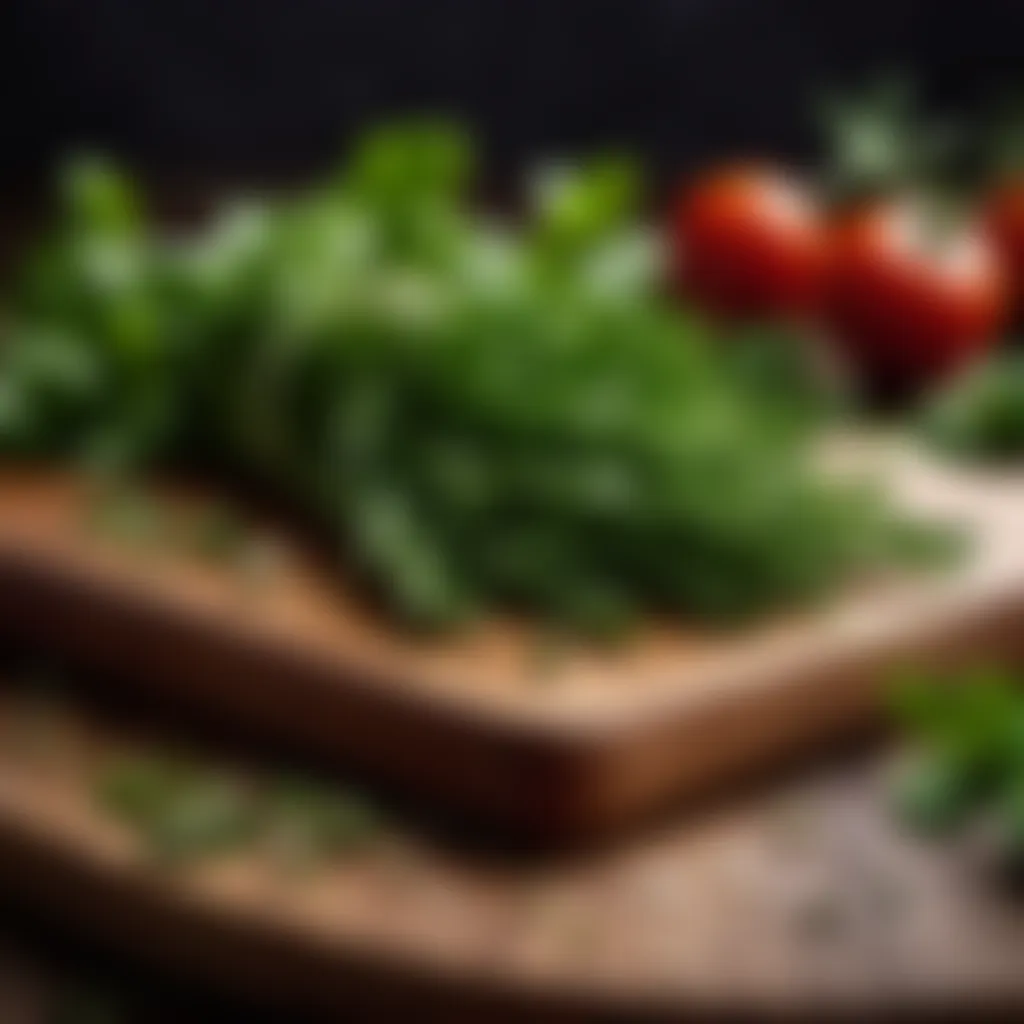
[82,484,285,586]
[84,482,168,551]
[263,776,383,873]
[188,500,249,562]
[95,751,382,870]
[96,753,260,864]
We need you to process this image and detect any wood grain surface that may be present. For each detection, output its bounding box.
[2,443,1024,839]
[2,679,1024,1019]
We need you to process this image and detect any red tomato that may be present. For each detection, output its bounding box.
[671,165,828,318]
[826,198,1008,395]
[985,179,1024,307]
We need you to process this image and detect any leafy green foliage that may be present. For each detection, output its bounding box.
[889,667,1024,855]
[1,123,934,632]
[0,156,188,470]
[718,323,850,436]
[922,355,1024,462]
[819,76,960,205]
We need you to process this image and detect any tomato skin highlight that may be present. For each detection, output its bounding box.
[826,199,1009,396]
[985,180,1024,309]
[671,165,829,319]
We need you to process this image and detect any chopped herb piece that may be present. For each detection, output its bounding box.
[95,751,382,869]
[888,667,1024,862]
[922,354,1024,463]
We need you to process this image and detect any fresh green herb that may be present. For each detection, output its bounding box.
[721,323,849,435]
[888,667,1024,858]
[3,123,938,634]
[819,75,960,206]
[145,776,260,862]
[97,752,190,823]
[922,354,1024,462]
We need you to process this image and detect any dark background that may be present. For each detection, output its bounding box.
[2,0,1022,188]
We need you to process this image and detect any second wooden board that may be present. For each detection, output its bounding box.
[1,440,1023,839]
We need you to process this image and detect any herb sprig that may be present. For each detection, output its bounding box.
[1,123,935,633]
[890,667,1024,856]
[922,354,1024,462]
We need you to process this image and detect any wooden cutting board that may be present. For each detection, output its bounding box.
[3,683,1024,1019]
[2,441,1024,840]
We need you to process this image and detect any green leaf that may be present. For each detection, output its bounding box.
[531,155,641,254]
[922,354,1024,463]
[820,74,959,203]
[60,154,142,235]
[347,120,472,197]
